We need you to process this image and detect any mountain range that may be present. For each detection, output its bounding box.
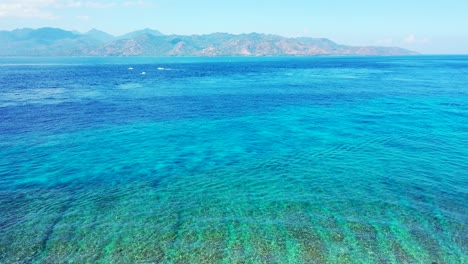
[0,27,417,56]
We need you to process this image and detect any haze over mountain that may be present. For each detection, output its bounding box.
[0,27,417,57]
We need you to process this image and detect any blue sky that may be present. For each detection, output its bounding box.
[1,0,467,54]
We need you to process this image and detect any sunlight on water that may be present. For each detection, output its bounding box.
[0,56,467,263]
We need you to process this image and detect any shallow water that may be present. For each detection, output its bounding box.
[0,56,467,263]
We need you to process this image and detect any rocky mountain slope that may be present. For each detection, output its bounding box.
[0,27,417,56]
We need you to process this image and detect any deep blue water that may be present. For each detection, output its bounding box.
[0,56,467,263]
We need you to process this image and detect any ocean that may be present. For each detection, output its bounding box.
[0,56,467,263]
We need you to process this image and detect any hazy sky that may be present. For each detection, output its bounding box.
[1,0,467,54]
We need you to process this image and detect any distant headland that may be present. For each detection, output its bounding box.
[0,27,417,56]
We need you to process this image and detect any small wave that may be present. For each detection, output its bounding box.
[117,83,143,89]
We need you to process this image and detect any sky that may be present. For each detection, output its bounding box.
[1,0,467,54]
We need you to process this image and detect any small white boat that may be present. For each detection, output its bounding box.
[128,67,133,70]
[141,72,146,75]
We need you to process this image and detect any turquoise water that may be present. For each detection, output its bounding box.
[0,56,467,263]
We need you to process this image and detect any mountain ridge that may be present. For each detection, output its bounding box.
[0,27,418,56]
